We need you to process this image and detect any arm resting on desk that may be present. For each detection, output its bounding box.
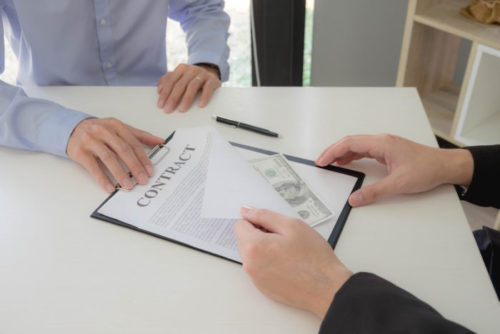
[320,273,473,334]
[0,81,91,157]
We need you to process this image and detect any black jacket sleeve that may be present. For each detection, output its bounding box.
[461,145,500,208]
[319,273,473,334]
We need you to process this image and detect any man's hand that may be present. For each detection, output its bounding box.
[157,63,221,113]
[67,118,164,193]
[315,134,474,207]
[234,207,352,320]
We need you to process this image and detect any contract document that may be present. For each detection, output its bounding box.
[95,127,296,262]
[92,127,363,263]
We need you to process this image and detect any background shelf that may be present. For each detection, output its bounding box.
[458,112,500,145]
[421,83,460,143]
[398,0,500,147]
[454,45,500,145]
[414,0,500,49]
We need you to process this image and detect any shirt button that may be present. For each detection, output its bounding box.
[100,19,107,25]
[106,62,113,69]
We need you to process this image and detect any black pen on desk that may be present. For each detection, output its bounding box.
[212,115,280,138]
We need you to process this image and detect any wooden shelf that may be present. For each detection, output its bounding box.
[398,0,500,146]
[421,83,460,143]
[414,0,500,50]
[454,44,500,145]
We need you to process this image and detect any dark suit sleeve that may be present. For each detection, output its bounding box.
[319,273,473,334]
[460,145,500,209]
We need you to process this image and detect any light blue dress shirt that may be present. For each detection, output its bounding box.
[0,0,230,157]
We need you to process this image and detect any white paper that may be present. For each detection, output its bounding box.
[200,130,298,219]
[98,127,242,262]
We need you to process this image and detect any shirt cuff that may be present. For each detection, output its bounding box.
[37,105,93,158]
[188,51,229,82]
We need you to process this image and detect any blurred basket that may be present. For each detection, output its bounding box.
[461,0,500,24]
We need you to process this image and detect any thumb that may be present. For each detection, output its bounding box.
[234,219,269,262]
[240,206,292,234]
[234,219,265,244]
[349,176,396,207]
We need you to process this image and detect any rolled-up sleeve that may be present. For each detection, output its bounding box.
[168,0,230,81]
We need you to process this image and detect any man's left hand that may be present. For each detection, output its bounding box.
[157,63,221,113]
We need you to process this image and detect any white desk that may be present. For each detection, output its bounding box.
[1,87,499,333]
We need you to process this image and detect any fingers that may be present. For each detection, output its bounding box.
[115,126,155,178]
[334,152,365,165]
[167,75,198,112]
[349,176,396,207]
[198,78,220,108]
[156,63,221,113]
[79,154,115,193]
[240,206,298,235]
[157,71,183,111]
[315,134,388,167]
[176,75,204,113]
[91,140,136,190]
[127,126,164,147]
[92,121,149,186]
[67,118,161,193]
[234,219,266,258]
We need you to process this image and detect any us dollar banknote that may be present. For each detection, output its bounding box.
[250,154,334,226]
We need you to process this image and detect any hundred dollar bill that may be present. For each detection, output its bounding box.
[249,154,334,226]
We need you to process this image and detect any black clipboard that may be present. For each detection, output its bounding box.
[91,131,365,263]
[229,142,365,249]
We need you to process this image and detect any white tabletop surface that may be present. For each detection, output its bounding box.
[1,86,499,333]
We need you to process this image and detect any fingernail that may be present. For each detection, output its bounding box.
[350,193,363,206]
[106,184,115,194]
[121,177,134,189]
[137,172,148,185]
[165,104,173,113]
[157,99,164,108]
[240,205,255,217]
[146,164,154,176]
[315,155,326,166]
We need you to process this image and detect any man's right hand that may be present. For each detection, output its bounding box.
[315,134,474,207]
[66,118,164,193]
[234,207,352,320]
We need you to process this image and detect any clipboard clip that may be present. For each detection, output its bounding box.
[114,143,169,191]
[149,143,169,166]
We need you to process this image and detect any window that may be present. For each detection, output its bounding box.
[167,0,251,87]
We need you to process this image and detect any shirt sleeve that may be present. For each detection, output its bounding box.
[461,145,500,209]
[0,11,91,158]
[319,272,473,334]
[0,83,92,157]
[168,0,230,82]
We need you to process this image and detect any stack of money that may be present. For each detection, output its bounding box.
[250,154,334,227]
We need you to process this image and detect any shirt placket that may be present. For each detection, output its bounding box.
[93,0,118,84]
